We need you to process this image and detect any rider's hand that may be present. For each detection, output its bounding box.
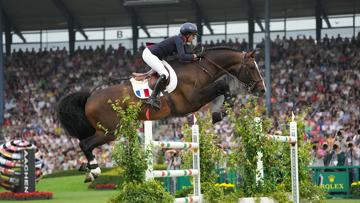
[194,46,205,58]
[197,52,204,58]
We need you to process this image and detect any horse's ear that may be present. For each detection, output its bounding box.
[248,50,255,58]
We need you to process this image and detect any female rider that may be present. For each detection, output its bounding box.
[142,22,201,110]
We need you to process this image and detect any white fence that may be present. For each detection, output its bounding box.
[144,118,202,203]
[255,115,299,203]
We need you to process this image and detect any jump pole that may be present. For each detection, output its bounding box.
[144,116,202,203]
[254,114,299,203]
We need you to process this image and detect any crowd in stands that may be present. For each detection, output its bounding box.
[1,32,359,174]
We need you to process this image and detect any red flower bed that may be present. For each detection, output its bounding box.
[94,183,117,190]
[0,191,53,200]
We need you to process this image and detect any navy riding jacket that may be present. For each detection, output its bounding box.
[149,35,194,61]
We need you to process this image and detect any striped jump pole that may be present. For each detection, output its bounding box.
[174,196,201,203]
[254,113,299,203]
[152,169,199,178]
[144,120,153,181]
[192,119,201,201]
[152,141,199,150]
[289,116,299,203]
[144,115,202,203]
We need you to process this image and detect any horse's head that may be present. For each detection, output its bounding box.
[200,47,266,96]
[232,50,266,96]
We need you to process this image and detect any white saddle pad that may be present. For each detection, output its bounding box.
[130,60,178,99]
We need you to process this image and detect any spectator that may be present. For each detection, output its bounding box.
[327,142,345,166]
[311,144,325,166]
[345,141,359,166]
[165,148,183,194]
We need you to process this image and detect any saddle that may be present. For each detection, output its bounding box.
[130,59,178,99]
[132,69,170,90]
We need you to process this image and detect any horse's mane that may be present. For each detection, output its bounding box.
[166,46,243,64]
[205,46,242,52]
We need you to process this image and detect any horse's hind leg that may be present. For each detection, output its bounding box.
[79,131,115,182]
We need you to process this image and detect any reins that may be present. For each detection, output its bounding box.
[202,54,262,93]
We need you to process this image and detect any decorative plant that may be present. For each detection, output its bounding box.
[107,98,174,203]
[227,98,326,203]
[214,183,236,195]
[351,181,360,197]
[0,192,53,200]
[182,113,228,202]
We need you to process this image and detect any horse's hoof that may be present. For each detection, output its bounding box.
[212,112,226,124]
[84,173,95,183]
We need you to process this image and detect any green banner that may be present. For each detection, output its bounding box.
[315,171,349,193]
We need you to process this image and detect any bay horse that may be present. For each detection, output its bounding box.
[57,47,266,182]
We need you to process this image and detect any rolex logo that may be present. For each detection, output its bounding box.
[328,175,335,183]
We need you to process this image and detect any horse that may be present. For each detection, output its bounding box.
[57,47,266,182]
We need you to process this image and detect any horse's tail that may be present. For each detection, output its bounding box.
[56,91,96,140]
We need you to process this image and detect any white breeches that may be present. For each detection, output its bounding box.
[142,48,169,79]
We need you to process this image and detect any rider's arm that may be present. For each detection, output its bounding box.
[175,37,196,61]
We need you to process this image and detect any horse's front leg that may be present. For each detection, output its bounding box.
[192,79,230,106]
[190,80,230,124]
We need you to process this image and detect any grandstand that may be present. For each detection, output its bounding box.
[0,0,359,200]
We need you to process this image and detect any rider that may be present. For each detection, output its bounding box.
[142,22,201,110]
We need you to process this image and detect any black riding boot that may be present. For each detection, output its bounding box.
[145,74,167,110]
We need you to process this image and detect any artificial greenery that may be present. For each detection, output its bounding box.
[102,95,326,203]
[181,113,226,202]
[107,98,174,203]
[109,180,174,203]
[202,182,225,203]
[110,98,146,183]
[201,182,239,203]
[174,185,193,198]
[197,114,225,185]
[227,99,326,202]
[153,164,167,170]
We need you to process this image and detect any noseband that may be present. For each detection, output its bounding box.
[203,53,263,93]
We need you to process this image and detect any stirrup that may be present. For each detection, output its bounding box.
[145,98,160,110]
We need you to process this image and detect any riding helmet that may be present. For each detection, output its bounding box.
[180,22,198,35]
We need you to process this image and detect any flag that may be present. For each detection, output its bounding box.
[135,88,150,98]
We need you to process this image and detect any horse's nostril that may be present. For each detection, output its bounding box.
[261,89,266,93]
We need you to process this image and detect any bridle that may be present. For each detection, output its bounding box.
[202,53,263,93]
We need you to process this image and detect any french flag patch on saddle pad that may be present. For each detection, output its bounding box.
[130,78,153,99]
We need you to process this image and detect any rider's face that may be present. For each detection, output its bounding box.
[186,34,195,42]
[185,34,197,46]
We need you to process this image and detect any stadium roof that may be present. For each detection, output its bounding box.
[2,0,360,32]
